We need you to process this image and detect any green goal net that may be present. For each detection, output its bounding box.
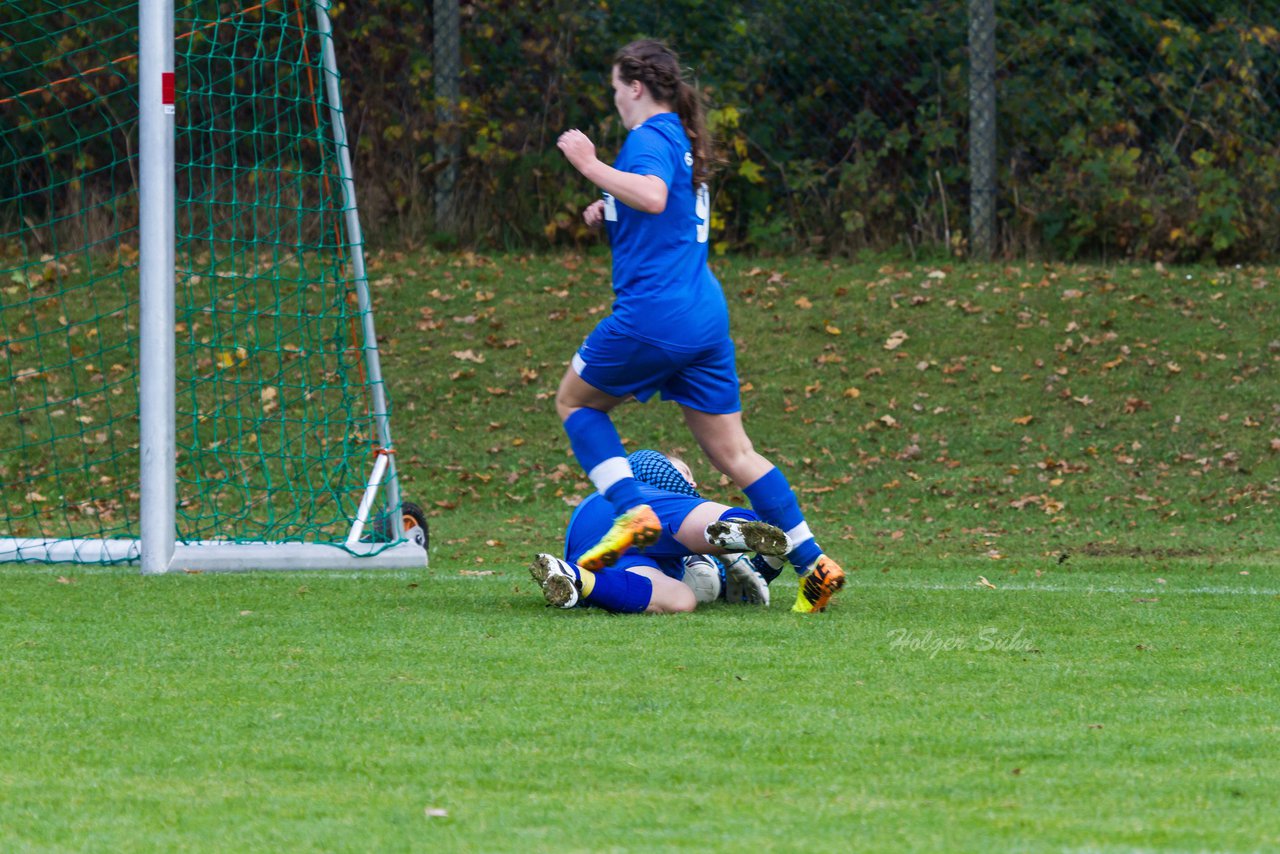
[1,0,425,569]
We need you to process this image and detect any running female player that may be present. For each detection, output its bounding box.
[553,39,845,613]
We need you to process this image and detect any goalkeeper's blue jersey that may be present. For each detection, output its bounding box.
[603,112,728,353]
[564,487,701,579]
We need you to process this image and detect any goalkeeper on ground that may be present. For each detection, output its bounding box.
[529,450,785,614]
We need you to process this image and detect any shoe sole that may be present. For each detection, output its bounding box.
[529,554,578,608]
[705,520,789,556]
[543,573,578,608]
[529,554,554,585]
[578,507,661,571]
[578,545,623,572]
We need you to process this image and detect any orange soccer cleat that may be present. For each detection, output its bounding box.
[791,555,846,614]
[576,504,662,571]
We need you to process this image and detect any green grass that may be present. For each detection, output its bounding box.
[366,251,1280,567]
[1,562,1277,851]
[3,251,1280,850]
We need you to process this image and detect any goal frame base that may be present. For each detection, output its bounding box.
[0,538,428,573]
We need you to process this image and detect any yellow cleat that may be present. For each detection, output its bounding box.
[577,504,662,571]
[791,555,846,613]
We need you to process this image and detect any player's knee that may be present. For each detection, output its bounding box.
[554,386,578,422]
[647,580,697,614]
[554,370,589,421]
[669,583,697,612]
[706,440,758,478]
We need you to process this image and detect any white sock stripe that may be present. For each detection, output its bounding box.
[571,352,587,375]
[588,457,633,493]
[785,522,813,545]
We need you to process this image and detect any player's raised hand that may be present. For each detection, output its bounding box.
[557,129,597,175]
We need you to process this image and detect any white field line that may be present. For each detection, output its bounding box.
[863,580,1280,596]
[7,566,1278,596]
[413,574,1280,597]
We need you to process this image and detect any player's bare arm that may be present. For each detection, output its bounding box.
[557,129,668,214]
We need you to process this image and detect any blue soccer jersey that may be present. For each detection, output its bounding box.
[603,112,729,352]
[564,488,702,578]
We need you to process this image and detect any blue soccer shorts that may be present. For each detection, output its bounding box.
[572,317,741,415]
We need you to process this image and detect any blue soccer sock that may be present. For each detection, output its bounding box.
[563,408,645,513]
[580,567,653,614]
[742,466,822,571]
[718,507,760,523]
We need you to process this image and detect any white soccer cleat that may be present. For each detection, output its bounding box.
[704,519,790,556]
[723,553,770,606]
[529,553,580,609]
[680,555,722,605]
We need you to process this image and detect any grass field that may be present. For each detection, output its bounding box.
[3,252,1279,851]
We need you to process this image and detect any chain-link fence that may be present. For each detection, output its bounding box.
[318,1,1277,260]
[5,1,1273,259]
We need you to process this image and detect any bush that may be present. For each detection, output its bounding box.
[5,0,1278,260]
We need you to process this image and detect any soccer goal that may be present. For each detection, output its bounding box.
[0,0,427,572]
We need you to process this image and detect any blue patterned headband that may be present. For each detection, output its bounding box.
[627,449,701,498]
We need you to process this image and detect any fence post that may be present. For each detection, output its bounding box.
[432,0,460,235]
[968,0,997,259]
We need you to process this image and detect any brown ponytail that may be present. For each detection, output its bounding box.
[613,40,713,187]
